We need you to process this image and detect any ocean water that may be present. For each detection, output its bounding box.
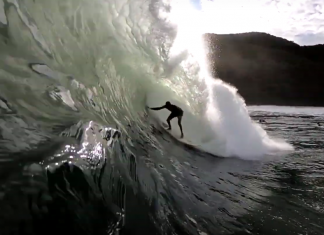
[0,0,323,234]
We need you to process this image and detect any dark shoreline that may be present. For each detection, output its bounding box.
[204,32,324,107]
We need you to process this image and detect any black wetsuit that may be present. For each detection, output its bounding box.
[165,104,183,118]
[149,103,184,137]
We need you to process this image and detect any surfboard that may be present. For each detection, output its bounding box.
[159,122,198,148]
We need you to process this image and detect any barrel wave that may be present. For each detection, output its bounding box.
[0,0,294,234]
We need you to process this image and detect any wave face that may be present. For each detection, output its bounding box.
[0,0,294,234]
[0,0,292,159]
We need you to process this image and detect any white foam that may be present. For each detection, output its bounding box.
[202,79,293,159]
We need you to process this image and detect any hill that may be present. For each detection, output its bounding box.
[204,32,324,106]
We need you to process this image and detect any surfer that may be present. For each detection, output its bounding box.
[147,101,184,138]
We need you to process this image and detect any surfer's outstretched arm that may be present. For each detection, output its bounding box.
[150,105,166,111]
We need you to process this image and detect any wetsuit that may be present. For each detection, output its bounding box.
[149,103,184,138]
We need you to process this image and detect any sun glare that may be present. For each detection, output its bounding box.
[166,0,285,74]
[168,1,202,48]
[167,0,208,75]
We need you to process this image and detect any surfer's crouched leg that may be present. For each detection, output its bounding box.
[177,115,184,138]
[167,112,177,130]
[166,118,172,130]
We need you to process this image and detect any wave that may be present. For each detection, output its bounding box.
[0,0,293,160]
[0,0,298,234]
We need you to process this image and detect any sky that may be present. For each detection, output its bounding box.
[188,0,324,45]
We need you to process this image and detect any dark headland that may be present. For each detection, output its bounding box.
[204,32,324,107]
